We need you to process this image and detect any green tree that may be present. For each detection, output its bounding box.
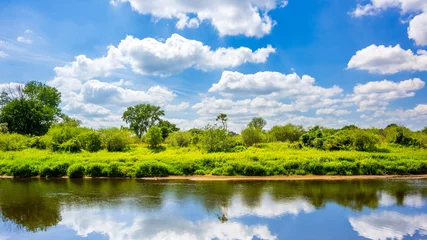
[146,126,163,148]
[201,124,232,152]
[241,127,263,146]
[0,82,61,136]
[158,120,179,139]
[122,104,165,138]
[216,113,228,130]
[248,117,267,130]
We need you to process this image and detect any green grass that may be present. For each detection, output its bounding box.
[0,142,426,178]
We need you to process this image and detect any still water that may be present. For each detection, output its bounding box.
[0,179,427,240]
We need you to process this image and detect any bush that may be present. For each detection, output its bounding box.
[78,131,102,152]
[29,136,47,149]
[241,127,263,146]
[39,162,69,177]
[167,131,192,147]
[269,124,305,142]
[99,128,132,152]
[353,131,378,151]
[9,164,37,177]
[135,162,169,177]
[67,164,85,178]
[200,125,233,152]
[85,163,107,177]
[0,133,30,151]
[106,162,125,177]
[146,126,163,148]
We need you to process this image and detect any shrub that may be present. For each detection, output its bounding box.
[78,131,102,152]
[135,162,169,177]
[0,133,30,151]
[167,131,192,147]
[9,164,37,177]
[200,125,233,152]
[85,163,107,177]
[106,162,125,177]
[59,138,81,153]
[99,128,132,152]
[241,127,263,146]
[269,124,305,142]
[0,123,8,133]
[39,162,69,177]
[353,131,378,151]
[29,136,47,149]
[146,126,163,148]
[67,164,85,178]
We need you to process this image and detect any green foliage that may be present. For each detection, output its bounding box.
[241,127,263,146]
[301,126,324,149]
[135,161,169,177]
[0,123,8,133]
[200,125,232,152]
[99,128,132,152]
[146,126,163,148]
[0,133,30,151]
[85,163,107,177]
[39,162,69,178]
[78,131,102,152]
[353,131,378,151]
[248,117,267,130]
[216,113,228,130]
[269,124,305,142]
[157,120,179,139]
[167,131,192,147]
[9,164,38,177]
[67,164,85,178]
[122,104,164,138]
[0,82,61,136]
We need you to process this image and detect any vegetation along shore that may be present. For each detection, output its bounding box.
[0,82,426,178]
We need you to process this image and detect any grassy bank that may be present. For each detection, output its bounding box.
[1,142,426,178]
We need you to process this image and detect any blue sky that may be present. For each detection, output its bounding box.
[0,0,426,131]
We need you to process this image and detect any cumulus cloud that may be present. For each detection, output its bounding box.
[165,102,189,111]
[117,35,275,76]
[16,36,32,44]
[80,80,175,106]
[209,71,342,98]
[349,211,427,240]
[316,108,351,116]
[346,78,425,111]
[60,207,277,240]
[350,0,427,45]
[226,195,314,218]
[347,44,427,74]
[0,51,8,58]
[49,34,275,86]
[110,0,287,37]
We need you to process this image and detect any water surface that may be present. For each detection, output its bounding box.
[1,178,427,239]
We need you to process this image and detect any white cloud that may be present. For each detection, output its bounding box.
[347,44,427,74]
[0,51,8,58]
[165,102,189,111]
[16,36,32,44]
[316,108,351,116]
[117,34,275,76]
[226,195,314,218]
[349,211,427,240]
[60,207,277,240]
[347,78,425,112]
[209,71,342,98]
[80,80,175,106]
[110,0,287,37]
[63,102,111,117]
[350,0,427,45]
[24,29,33,34]
[193,97,298,118]
[408,12,427,46]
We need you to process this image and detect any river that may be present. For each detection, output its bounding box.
[0,179,426,239]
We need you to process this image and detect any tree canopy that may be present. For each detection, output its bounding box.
[216,113,228,130]
[0,81,61,136]
[122,104,165,138]
[248,117,267,130]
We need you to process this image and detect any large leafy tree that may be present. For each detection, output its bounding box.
[248,117,267,130]
[122,104,165,138]
[0,81,61,136]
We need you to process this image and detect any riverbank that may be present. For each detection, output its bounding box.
[3,174,427,180]
[1,143,426,178]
